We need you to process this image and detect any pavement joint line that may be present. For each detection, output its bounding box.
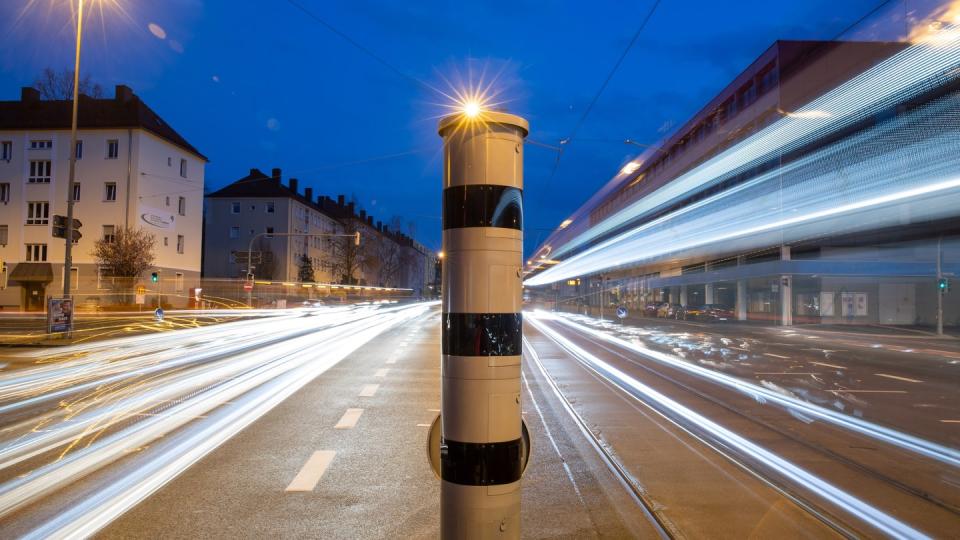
[375,368,390,377]
[810,361,846,369]
[763,353,791,359]
[285,450,336,492]
[874,373,923,383]
[334,408,364,429]
[359,384,380,397]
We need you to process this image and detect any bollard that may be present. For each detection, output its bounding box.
[437,109,528,538]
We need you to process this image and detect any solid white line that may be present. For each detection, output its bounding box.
[375,368,389,378]
[359,384,379,397]
[811,361,845,369]
[940,420,960,423]
[416,423,431,427]
[285,450,336,492]
[875,373,922,383]
[334,408,364,429]
[763,353,790,359]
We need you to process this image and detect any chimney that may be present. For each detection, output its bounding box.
[318,194,324,205]
[347,202,355,215]
[289,177,298,194]
[304,187,313,202]
[337,194,345,207]
[21,87,40,103]
[249,168,261,177]
[359,209,366,220]
[271,167,282,184]
[377,222,383,232]
[115,85,134,103]
[367,216,374,226]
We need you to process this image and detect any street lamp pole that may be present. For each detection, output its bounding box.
[62,0,84,298]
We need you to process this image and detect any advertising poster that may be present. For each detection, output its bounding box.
[47,298,74,333]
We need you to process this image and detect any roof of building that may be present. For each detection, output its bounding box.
[0,85,207,161]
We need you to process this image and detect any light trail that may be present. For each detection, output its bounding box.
[526,314,929,539]
[529,311,960,469]
[528,25,960,285]
[0,302,433,536]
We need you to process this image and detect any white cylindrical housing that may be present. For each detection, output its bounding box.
[438,110,528,539]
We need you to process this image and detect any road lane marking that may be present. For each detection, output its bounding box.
[375,368,390,377]
[359,384,380,397]
[427,408,440,412]
[334,408,364,429]
[755,372,819,375]
[285,451,336,492]
[940,420,960,423]
[875,373,923,383]
[763,353,791,359]
[811,361,845,369]
[416,423,431,427]
[729,347,749,351]
[386,357,397,364]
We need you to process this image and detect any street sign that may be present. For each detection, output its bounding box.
[616,306,628,319]
[135,293,146,305]
[47,298,74,333]
[243,281,254,291]
[233,251,263,265]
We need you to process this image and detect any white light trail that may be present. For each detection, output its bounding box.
[527,314,929,539]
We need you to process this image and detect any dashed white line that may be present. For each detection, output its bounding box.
[875,373,923,383]
[763,353,791,359]
[285,451,336,492]
[359,384,380,397]
[416,423,431,427]
[940,419,960,423]
[334,408,364,429]
[375,368,390,377]
[386,357,398,365]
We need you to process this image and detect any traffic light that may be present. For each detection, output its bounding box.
[151,272,159,283]
[939,278,950,292]
[51,215,82,242]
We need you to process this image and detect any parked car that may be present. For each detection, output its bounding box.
[643,302,664,317]
[686,304,734,321]
[657,303,686,320]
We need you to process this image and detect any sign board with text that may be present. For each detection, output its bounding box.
[47,298,74,333]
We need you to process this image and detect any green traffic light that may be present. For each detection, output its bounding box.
[151,272,158,283]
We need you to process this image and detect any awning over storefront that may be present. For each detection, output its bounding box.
[8,263,53,284]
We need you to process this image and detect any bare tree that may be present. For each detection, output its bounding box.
[297,254,316,283]
[33,68,104,100]
[328,222,366,285]
[92,226,156,278]
[250,236,276,280]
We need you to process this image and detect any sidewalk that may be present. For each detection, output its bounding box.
[101,308,651,538]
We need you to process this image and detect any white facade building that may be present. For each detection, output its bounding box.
[0,86,206,310]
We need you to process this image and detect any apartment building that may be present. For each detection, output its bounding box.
[0,85,206,310]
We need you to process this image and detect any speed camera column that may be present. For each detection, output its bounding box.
[437,109,528,539]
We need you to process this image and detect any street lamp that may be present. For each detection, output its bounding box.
[62,0,88,299]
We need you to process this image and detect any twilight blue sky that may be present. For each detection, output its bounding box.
[0,0,884,254]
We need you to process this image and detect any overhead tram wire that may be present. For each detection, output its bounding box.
[533,0,661,218]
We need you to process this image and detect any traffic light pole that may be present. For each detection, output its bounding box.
[244,231,360,307]
[437,110,529,538]
[62,0,84,300]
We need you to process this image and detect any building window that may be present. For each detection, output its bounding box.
[265,226,274,235]
[175,272,184,292]
[180,158,187,178]
[231,202,240,214]
[72,182,81,202]
[28,160,51,183]
[0,225,7,246]
[229,226,240,239]
[164,237,169,246]
[102,225,116,243]
[26,201,49,225]
[0,183,9,203]
[165,196,170,207]
[249,204,256,211]
[265,202,275,214]
[178,196,186,216]
[25,243,47,262]
[104,182,117,201]
[106,139,119,159]
[30,140,52,150]
[177,234,184,254]
[2,141,12,161]
[75,140,83,160]
[167,157,172,167]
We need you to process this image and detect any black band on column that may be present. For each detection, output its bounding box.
[441,438,523,485]
[442,313,522,356]
[443,184,523,230]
